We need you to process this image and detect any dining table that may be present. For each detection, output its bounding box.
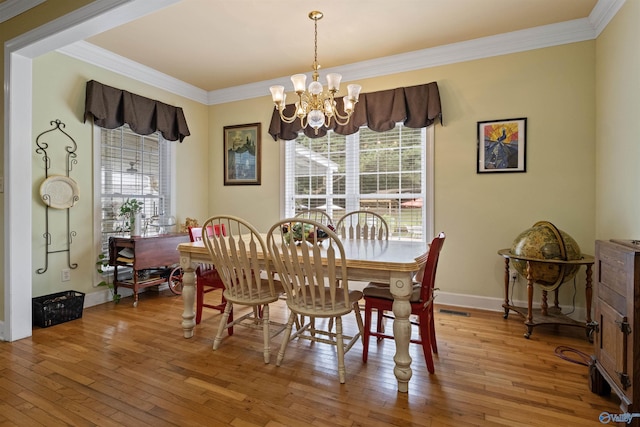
[176,236,428,393]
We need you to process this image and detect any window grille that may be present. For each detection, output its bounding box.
[97,125,174,255]
[284,124,431,241]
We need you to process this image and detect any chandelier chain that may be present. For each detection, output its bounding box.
[313,16,318,72]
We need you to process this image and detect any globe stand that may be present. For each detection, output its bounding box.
[498,249,595,340]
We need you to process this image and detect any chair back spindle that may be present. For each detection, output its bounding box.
[294,209,333,226]
[336,210,389,240]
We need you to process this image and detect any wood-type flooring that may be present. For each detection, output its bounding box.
[0,289,621,426]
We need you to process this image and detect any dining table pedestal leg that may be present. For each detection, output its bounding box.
[180,255,196,338]
[390,272,413,393]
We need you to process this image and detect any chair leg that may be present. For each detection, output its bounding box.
[376,308,385,341]
[310,317,316,337]
[363,301,372,362]
[262,304,270,364]
[276,311,297,366]
[429,308,437,354]
[336,316,346,384]
[195,281,204,325]
[419,313,435,374]
[353,302,364,341]
[213,302,232,351]
[227,304,234,336]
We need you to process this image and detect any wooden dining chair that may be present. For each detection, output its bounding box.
[362,232,445,374]
[188,225,229,327]
[295,209,333,226]
[335,210,389,240]
[202,215,286,363]
[267,218,364,384]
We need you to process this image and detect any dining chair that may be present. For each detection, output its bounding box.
[362,232,445,374]
[294,209,333,226]
[267,218,364,384]
[202,215,286,363]
[188,225,229,327]
[335,210,389,240]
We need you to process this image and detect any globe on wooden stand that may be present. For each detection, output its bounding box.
[510,220,582,292]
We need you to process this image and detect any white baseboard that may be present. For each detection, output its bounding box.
[0,289,588,342]
[84,287,134,307]
[84,284,170,308]
[435,291,587,321]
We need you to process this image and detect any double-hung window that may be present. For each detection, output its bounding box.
[95,124,175,255]
[283,123,434,241]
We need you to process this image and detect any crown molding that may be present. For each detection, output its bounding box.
[10,0,181,58]
[589,0,626,36]
[55,0,621,106]
[0,0,46,24]
[208,18,596,105]
[58,41,209,104]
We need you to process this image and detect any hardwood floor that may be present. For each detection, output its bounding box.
[1,289,620,426]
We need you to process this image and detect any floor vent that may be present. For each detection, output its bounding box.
[439,309,470,317]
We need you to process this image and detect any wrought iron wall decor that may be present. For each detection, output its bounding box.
[35,119,79,274]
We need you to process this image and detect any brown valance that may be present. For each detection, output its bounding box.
[268,81,442,140]
[84,80,190,142]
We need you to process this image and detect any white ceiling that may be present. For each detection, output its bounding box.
[82,0,601,90]
[3,0,621,104]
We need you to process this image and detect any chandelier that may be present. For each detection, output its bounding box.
[269,11,362,134]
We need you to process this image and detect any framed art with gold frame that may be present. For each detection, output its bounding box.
[224,122,261,185]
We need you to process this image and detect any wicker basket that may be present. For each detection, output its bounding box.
[32,290,85,328]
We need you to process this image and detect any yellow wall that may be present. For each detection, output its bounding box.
[2,0,638,324]
[208,42,596,307]
[0,0,97,323]
[29,51,209,298]
[595,0,640,239]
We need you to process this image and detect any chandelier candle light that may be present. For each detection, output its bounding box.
[270,11,362,134]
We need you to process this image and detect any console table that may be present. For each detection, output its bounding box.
[497,249,595,339]
[109,234,189,306]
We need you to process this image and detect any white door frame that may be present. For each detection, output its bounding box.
[3,0,179,341]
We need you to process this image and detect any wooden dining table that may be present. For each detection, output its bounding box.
[176,237,428,393]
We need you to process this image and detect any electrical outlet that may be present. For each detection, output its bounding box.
[509,268,518,281]
[61,268,71,282]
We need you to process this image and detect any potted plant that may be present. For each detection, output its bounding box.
[119,198,144,236]
[96,254,121,303]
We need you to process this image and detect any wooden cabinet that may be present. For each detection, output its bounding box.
[590,239,640,417]
[109,234,189,306]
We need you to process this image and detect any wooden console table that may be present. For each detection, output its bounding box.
[497,249,595,339]
[109,234,189,306]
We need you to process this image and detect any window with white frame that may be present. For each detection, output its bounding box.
[96,124,175,255]
[284,123,433,241]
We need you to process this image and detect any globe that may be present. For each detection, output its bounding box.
[510,221,582,291]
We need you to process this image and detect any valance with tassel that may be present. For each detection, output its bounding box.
[268,81,442,140]
[84,80,190,142]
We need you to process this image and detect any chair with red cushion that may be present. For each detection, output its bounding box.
[188,225,229,328]
[362,232,445,373]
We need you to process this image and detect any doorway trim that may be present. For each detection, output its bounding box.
[3,0,177,341]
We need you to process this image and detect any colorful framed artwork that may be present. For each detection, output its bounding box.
[477,117,527,173]
[223,122,261,185]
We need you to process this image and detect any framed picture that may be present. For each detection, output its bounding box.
[224,122,261,185]
[477,117,527,173]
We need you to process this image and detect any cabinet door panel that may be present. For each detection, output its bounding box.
[596,298,628,390]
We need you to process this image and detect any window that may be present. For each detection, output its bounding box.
[284,124,434,241]
[95,124,176,255]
